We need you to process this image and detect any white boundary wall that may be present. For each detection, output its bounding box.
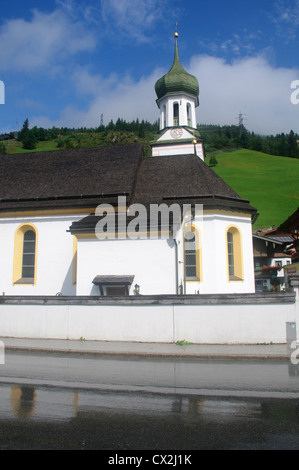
[0,292,296,344]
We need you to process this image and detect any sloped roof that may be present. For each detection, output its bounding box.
[279,207,299,233]
[0,143,143,211]
[0,143,256,218]
[133,153,256,213]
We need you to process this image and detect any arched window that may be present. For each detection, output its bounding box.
[13,224,38,285]
[184,226,202,281]
[226,226,243,281]
[187,103,192,127]
[163,105,167,128]
[22,230,36,278]
[173,102,179,126]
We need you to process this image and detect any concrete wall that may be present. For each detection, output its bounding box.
[0,292,296,344]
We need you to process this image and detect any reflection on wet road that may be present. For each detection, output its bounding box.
[1,352,299,450]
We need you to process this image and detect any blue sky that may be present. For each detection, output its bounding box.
[0,0,299,135]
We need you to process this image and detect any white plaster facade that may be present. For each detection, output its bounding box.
[175,211,255,295]
[0,214,86,296]
[151,126,204,159]
[73,210,255,296]
[0,208,255,298]
[76,237,177,296]
[157,93,197,130]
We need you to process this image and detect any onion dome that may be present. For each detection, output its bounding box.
[155,33,199,104]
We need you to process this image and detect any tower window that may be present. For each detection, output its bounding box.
[187,103,192,127]
[173,103,179,126]
[163,105,167,128]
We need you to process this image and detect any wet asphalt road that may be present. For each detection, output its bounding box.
[1,351,299,450]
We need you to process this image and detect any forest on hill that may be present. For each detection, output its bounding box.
[0,118,298,159]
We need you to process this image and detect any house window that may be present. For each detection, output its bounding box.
[173,103,179,126]
[13,224,38,285]
[226,226,243,281]
[184,226,201,281]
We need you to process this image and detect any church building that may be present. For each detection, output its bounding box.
[0,32,257,298]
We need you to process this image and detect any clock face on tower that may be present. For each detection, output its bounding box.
[170,128,183,139]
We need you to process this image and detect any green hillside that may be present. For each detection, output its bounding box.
[212,149,299,229]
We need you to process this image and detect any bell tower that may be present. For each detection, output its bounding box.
[151,29,204,159]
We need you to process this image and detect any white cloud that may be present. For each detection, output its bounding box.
[0,8,96,73]
[100,0,171,42]
[189,54,299,134]
[31,54,299,136]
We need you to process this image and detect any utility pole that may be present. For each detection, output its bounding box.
[237,112,247,130]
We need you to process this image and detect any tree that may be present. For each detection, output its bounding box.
[209,156,218,167]
[18,118,30,142]
[287,130,299,158]
[22,133,36,150]
[0,142,6,154]
[17,118,37,149]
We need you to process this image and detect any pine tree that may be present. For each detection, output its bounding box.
[287,130,299,158]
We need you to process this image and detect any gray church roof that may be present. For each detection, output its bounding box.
[0,143,256,219]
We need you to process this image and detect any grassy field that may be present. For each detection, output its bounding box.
[4,131,154,155]
[212,149,299,229]
[5,139,58,153]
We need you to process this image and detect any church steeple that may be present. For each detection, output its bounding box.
[151,29,204,160]
[155,31,199,109]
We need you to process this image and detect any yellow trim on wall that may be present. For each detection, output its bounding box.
[72,235,78,285]
[12,223,38,285]
[203,209,250,218]
[74,230,172,240]
[0,208,95,219]
[225,225,244,282]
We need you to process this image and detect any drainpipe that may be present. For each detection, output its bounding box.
[290,276,299,344]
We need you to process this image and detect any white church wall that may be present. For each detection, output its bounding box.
[0,215,85,296]
[0,210,255,298]
[177,212,255,295]
[76,237,177,296]
[152,142,204,158]
[157,93,197,129]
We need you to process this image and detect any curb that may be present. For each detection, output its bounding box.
[4,344,291,361]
